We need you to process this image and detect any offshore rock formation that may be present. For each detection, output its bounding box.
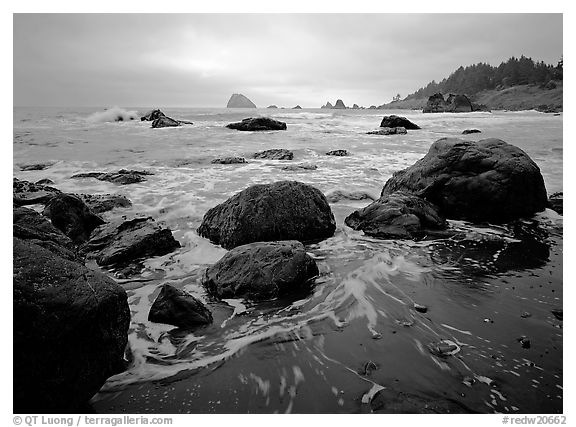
[226,117,287,131]
[226,93,257,108]
[334,99,347,109]
[380,115,420,130]
[423,93,474,113]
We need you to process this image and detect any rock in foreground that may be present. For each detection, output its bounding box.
[381,138,548,223]
[345,191,448,239]
[76,193,132,214]
[13,178,61,206]
[203,241,319,301]
[198,181,336,249]
[149,284,213,328]
[226,117,287,131]
[84,217,180,266]
[227,93,257,108]
[253,148,293,160]
[14,238,130,413]
[380,115,420,130]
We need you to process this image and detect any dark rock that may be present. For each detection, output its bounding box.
[43,193,105,243]
[428,340,460,357]
[414,303,428,313]
[13,206,78,261]
[211,157,247,165]
[227,93,257,108]
[352,104,360,109]
[267,105,278,109]
[72,169,153,185]
[20,162,54,171]
[325,189,376,203]
[84,217,180,266]
[345,191,448,240]
[178,119,194,125]
[551,308,563,321]
[545,80,557,90]
[334,99,347,109]
[321,102,334,109]
[151,116,181,128]
[380,115,420,130]
[517,336,531,349]
[369,105,378,109]
[462,129,481,135]
[140,109,165,121]
[203,241,318,301]
[423,93,448,113]
[253,148,293,160]
[281,163,317,171]
[13,238,130,413]
[198,181,336,249]
[76,193,132,214]
[36,178,55,185]
[547,192,563,215]
[536,104,561,114]
[423,93,473,113]
[226,117,287,131]
[13,178,61,206]
[367,127,407,135]
[148,284,213,328]
[381,138,548,223]
[326,149,348,156]
[292,105,302,109]
[370,389,472,413]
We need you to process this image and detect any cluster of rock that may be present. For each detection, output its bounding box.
[345,137,552,240]
[140,108,193,128]
[423,93,489,113]
[321,100,366,109]
[13,176,182,412]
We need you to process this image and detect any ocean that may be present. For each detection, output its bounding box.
[13,106,563,413]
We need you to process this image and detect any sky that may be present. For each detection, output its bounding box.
[13,13,563,108]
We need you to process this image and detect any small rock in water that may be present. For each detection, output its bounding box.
[20,162,54,171]
[35,178,55,185]
[521,311,532,318]
[484,318,494,323]
[357,360,379,376]
[551,308,563,321]
[428,340,460,357]
[462,129,481,135]
[517,336,531,348]
[326,149,348,156]
[148,284,213,329]
[462,376,475,387]
[281,163,317,171]
[211,157,247,165]
[413,303,428,313]
[253,148,293,160]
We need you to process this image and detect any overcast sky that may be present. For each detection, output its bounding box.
[13,14,563,108]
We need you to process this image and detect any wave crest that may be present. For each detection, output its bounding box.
[86,106,138,123]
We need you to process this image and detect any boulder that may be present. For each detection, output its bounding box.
[211,157,247,165]
[380,115,420,130]
[19,162,54,171]
[547,192,563,215]
[226,93,256,108]
[321,102,334,109]
[326,149,349,156]
[423,93,448,113]
[71,169,153,185]
[148,284,213,328]
[13,178,61,206]
[140,109,165,121]
[84,217,180,266]
[76,193,132,214]
[367,127,407,135]
[226,117,287,131]
[203,241,319,301]
[345,191,448,240]
[446,94,473,112]
[334,99,347,109]
[13,238,130,412]
[198,181,336,249]
[43,193,105,243]
[151,116,181,128]
[352,104,360,109]
[293,105,302,109]
[462,129,481,135]
[253,148,293,160]
[13,206,78,261]
[381,138,548,223]
[36,178,55,185]
[267,105,278,109]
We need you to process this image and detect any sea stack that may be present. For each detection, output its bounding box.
[334,99,347,109]
[227,94,257,108]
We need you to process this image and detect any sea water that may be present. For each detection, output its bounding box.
[13,107,563,413]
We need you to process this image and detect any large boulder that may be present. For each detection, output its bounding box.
[203,241,319,301]
[423,93,448,113]
[253,148,293,160]
[198,181,336,249]
[380,115,420,130]
[148,284,213,328]
[151,116,181,128]
[13,238,130,412]
[43,193,105,243]
[334,99,347,109]
[226,93,256,108]
[344,191,448,240]
[140,109,165,121]
[226,117,287,131]
[446,94,473,112]
[13,178,61,206]
[84,217,180,266]
[381,138,548,223]
[76,193,132,214]
[13,206,78,261]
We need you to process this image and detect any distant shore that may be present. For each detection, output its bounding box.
[378,82,563,112]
